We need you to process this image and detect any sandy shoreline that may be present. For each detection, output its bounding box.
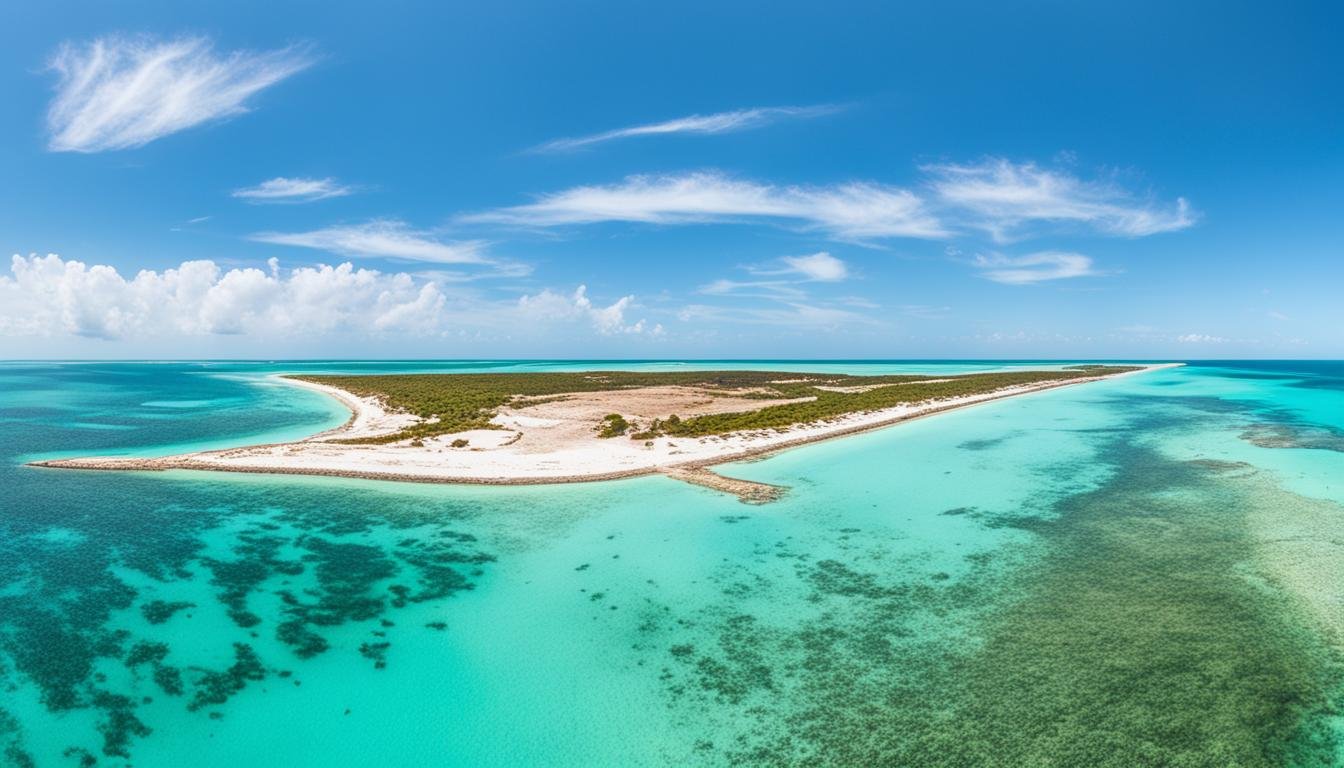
[29,364,1179,501]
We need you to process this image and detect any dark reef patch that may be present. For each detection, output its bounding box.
[91,690,151,758]
[359,641,391,670]
[956,434,1011,451]
[141,600,195,624]
[0,468,496,761]
[0,708,33,768]
[187,642,266,712]
[1241,422,1344,453]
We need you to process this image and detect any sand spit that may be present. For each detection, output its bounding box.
[659,466,786,504]
[29,364,1180,502]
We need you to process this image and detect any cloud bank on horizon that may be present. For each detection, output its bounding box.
[0,253,650,342]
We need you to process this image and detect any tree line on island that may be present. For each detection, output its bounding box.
[294,366,1142,444]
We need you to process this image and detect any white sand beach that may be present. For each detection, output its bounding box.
[31,364,1179,500]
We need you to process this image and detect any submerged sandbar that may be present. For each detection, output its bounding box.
[30,364,1175,501]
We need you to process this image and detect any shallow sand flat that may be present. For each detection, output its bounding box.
[30,365,1179,500]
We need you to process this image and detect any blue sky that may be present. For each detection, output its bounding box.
[1,1,1340,359]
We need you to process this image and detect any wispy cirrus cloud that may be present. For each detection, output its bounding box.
[925,159,1194,241]
[460,172,946,241]
[45,35,314,152]
[773,252,848,281]
[459,159,1193,249]
[677,302,878,329]
[532,104,839,152]
[695,251,874,328]
[702,252,851,297]
[232,177,352,203]
[899,304,951,319]
[973,251,1100,285]
[698,279,807,299]
[251,220,487,264]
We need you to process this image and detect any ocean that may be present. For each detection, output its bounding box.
[1,360,1341,766]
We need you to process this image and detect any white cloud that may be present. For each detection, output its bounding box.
[697,278,805,298]
[677,302,877,329]
[699,252,849,299]
[1176,333,1228,343]
[460,171,946,240]
[974,251,1099,284]
[516,285,653,335]
[0,254,447,339]
[460,160,1193,246]
[0,255,654,345]
[46,35,313,152]
[779,252,848,281]
[695,251,872,327]
[232,177,352,203]
[926,159,1194,240]
[899,304,951,319]
[533,105,837,152]
[251,220,487,264]
[841,296,881,310]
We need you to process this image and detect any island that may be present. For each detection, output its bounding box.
[31,364,1173,502]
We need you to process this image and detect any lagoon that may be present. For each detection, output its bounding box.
[2,360,1342,766]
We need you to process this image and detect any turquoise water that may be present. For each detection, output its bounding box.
[2,360,1343,766]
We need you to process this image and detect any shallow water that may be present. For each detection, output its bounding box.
[1,360,1342,766]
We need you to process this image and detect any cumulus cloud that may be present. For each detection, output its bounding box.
[517,285,656,335]
[0,255,655,345]
[973,251,1099,284]
[46,35,314,152]
[232,177,352,203]
[0,254,446,340]
[460,171,947,240]
[250,220,487,264]
[533,104,838,152]
[926,159,1194,240]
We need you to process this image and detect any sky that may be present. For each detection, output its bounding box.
[1,1,1340,359]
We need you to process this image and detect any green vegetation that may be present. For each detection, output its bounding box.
[293,366,1142,443]
[597,413,630,438]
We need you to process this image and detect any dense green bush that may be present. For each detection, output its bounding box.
[597,414,630,438]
